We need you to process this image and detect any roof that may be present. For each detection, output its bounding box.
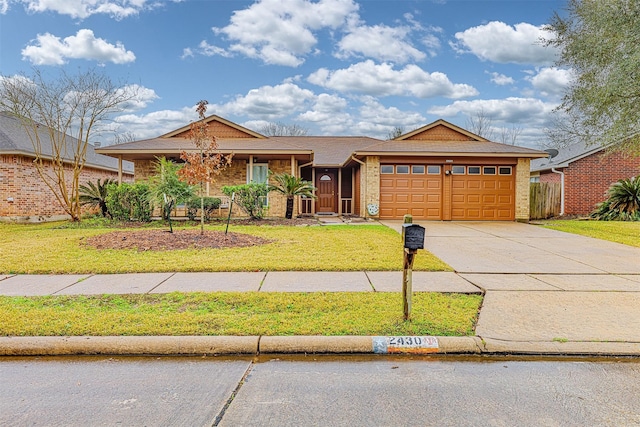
[530,141,605,172]
[96,117,548,167]
[0,112,134,174]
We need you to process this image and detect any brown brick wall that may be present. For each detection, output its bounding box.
[562,151,640,215]
[540,151,640,215]
[0,154,131,221]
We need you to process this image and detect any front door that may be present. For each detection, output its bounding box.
[316,172,336,213]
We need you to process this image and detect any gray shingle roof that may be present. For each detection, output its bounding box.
[0,111,133,173]
[530,141,604,172]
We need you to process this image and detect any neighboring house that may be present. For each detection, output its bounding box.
[0,112,134,222]
[530,141,640,216]
[97,116,546,221]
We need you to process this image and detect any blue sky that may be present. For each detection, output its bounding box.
[0,0,569,147]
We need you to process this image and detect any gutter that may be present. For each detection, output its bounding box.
[551,168,565,216]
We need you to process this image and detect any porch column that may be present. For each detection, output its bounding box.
[248,156,254,182]
[338,168,343,215]
[312,168,316,215]
[291,155,296,176]
[118,155,123,184]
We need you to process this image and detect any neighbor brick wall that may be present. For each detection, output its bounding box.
[539,171,562,184]
[562,151,640,215]
[0,154,131,221]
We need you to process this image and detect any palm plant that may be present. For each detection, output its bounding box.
[591,176,640,221]
[148,157,194,232]
[79,178,117,218]
[268,172,316,219]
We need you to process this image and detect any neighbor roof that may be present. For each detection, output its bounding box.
[530,141,605,172]
[0,111,134,173]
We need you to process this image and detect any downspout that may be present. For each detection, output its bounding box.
[551,168,565,216]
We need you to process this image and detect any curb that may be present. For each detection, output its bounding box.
[1,336,638,357]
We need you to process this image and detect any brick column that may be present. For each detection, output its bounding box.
[515,157,531,222]
[363,156,380,218]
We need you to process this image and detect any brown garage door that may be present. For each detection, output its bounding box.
[450,165,515,220]
[379,164,515,220]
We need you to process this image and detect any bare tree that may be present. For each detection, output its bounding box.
[0,68,138,221]
[178,100,232,234]
[465,109,495,140]
[386,126,405,140]
[259,122,308,136]
[113,131,138,145]
[498,125,523,145]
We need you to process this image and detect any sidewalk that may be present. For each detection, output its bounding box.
[2,220,640,357]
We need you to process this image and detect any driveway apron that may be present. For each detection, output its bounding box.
[381,220,640,347]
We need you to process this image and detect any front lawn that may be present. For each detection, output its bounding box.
[539,220,640,247]
[0,222,451,273]
[0,292,481,337]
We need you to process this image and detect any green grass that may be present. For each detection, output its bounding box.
[539,220,640,247]
[0,222,451,274]
[0,292,481,337]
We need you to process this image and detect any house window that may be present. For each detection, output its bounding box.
[248,163,269,184]
[396,165,410,174]
[499,166,512,175]
[411,165,425,174]
[530,176,540,183]
[427,165,441,175]
[468,166,481,175]
[483,166,497,175]
[247,163,269,206]
[381,165,394,174]
[451,166,465,175]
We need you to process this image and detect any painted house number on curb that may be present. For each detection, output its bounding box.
[372,336,439,354]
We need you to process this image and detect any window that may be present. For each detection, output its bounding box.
[247,163,269,206]
[248,163,269,184]
[396,165,410,174]
[381,165,394,174]
[427,165,441,175]
[412,165,425,174]
[530,176,540,183]
[468,166,481,175]
[451,166,465,175]
[483,166,496,175]
[499,166,512,175]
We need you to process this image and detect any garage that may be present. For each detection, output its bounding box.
[379,163,515,220]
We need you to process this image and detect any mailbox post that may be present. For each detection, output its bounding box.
[402,221,425,321]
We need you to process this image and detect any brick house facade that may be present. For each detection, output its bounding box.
[98,116,546,221]
[531,143,640,216]
[0,112,134,222]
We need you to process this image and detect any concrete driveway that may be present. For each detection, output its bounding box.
[383,221,640,274]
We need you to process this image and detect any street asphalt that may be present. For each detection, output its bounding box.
[1,220,639,357]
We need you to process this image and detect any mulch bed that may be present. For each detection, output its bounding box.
[85,229,272,251]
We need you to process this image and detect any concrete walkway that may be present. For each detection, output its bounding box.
[2,220,640,356]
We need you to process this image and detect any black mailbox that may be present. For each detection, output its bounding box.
[403,224,425,250]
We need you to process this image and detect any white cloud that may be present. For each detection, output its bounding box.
[212,0,359,66]
[111,107,194,140]
[216,82,316,120]
[527,67,573,98]
[452,21,557,66]
[117,84,159,112]
[297,93,348,123]
[10,0,150,19]
[308,60,478,99]
[487,72,514,86]
[336,24,426,64]
[21,29,135,65]
[358,96,424,128]
[428,97,555,122]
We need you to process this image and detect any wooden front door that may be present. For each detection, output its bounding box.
[317,172,336,213]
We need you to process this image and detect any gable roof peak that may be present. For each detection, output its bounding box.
[160,114,266,139]
[394,119,488,142]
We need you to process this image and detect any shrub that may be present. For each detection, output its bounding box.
[105,182,153,222]
[186,196,221,221]
[591,176,640,221]
[222,183,269,220]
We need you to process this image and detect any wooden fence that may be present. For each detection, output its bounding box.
[529,182,561,219]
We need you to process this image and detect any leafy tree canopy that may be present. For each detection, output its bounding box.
[545,0,640,154]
